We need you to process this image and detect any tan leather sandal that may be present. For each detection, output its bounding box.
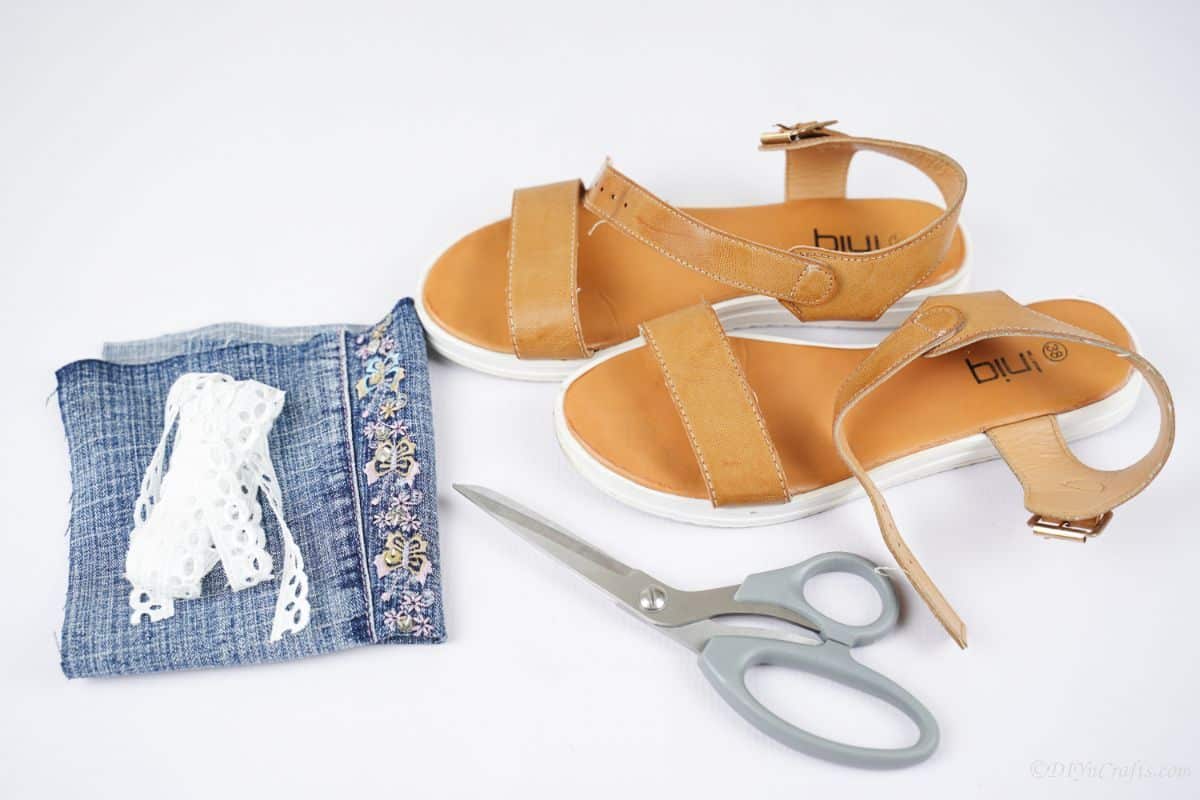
[554,291,1175,647]
[416,121,969,380]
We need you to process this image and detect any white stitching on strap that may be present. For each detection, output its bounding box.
[642,324,720,505]
[566,184,589,355]
[701,305,789,501]
[505,190,522,358]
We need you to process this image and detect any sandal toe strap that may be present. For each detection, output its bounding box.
[507,179,591,359]
[640,303,790,507]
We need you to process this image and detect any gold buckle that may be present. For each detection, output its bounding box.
[1028,512,1113,543]
[760,120,838,147]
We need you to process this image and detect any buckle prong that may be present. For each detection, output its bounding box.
[1028,512,1113,543]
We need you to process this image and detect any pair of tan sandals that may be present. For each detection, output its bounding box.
[415,121,1175,648]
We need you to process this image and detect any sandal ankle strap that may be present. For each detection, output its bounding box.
[583,121,966,323]
[832,291,1175,648]
[505,121,967,360]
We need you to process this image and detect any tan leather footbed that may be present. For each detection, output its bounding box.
[423,198,967,354]
[562,300,1134,501]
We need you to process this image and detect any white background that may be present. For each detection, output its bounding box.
[2,1,1197,797]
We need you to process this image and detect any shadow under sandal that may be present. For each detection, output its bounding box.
[418,121,969,380]
[555,291,1175,647]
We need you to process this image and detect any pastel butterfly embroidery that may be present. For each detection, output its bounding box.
[364,436,420,485]
[374,531,431,584]
[355,353,406,399]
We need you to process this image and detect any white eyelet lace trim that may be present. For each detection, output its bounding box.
[125,372,311,642]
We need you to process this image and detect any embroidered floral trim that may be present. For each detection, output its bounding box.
[354,314,438,638]
[380,589,436,634]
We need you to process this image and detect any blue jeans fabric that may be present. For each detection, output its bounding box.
[56,298,444,678]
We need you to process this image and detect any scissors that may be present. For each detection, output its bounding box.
[455,484,938,769]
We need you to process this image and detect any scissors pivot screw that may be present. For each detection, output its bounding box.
[638,585,668,613]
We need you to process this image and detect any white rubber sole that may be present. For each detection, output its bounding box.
[552,327,1143,528]
[414,227,973,381]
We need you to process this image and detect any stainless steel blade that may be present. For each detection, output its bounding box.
[455,484,648,609]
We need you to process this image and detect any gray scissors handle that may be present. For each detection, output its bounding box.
[697,635,938,768]
[735,551,898,647]
[699,552,936,768]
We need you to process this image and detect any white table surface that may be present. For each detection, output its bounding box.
[2,2,1197,797]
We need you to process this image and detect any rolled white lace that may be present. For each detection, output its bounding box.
[124,372,311,642]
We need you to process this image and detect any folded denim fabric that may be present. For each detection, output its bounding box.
[56,298,444,678]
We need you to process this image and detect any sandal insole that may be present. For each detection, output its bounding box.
[423,198,967,353]
[562,300,1134,501]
